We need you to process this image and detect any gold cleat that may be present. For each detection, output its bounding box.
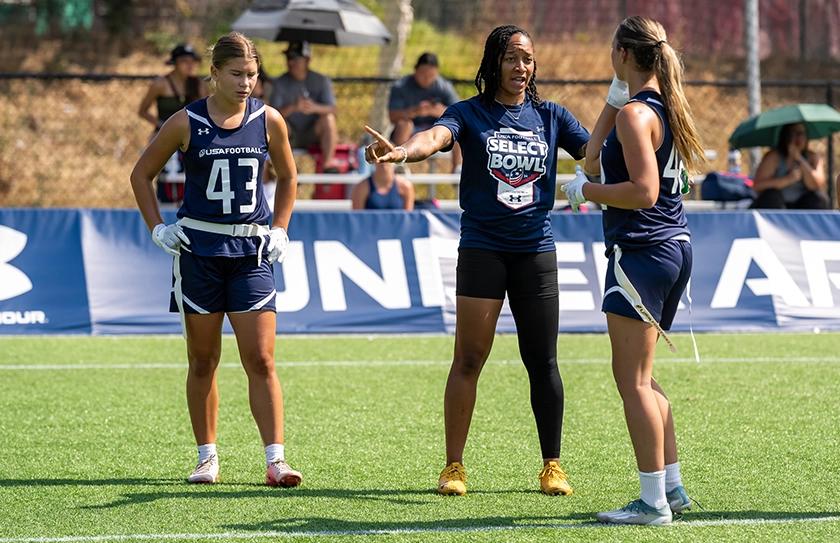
[539,461,573,496]
[437,462,467,496]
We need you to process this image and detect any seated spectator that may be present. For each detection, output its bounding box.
[269,41,340,172]
[388,52,462,171]
[252,66,273,101]
[137,43,207,205]
[751,122,829,209]
[351,162,414,210]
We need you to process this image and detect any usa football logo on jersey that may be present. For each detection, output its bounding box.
[486,128,548,209]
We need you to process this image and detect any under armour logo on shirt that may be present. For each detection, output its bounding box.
[197,128,210,135]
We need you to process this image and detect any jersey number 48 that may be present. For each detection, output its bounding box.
[664,144,690,196]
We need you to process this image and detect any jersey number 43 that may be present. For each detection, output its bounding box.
[206,158,259,214]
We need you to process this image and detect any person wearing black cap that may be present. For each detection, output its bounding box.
[388,52,461,170]
[269,41,340,171]
[138,43,207,204]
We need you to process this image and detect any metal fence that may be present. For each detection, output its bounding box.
[1,73,838,208]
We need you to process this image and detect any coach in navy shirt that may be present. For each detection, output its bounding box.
[365,25,588,498]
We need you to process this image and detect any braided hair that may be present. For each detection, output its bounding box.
[474,25,541,107]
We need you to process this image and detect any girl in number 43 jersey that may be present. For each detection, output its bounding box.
[562,16,706,525]
[130,32,302,488]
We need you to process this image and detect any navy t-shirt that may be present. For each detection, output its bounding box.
[435,95,589,252]
[601,90,690,252]
[179,97,271,257]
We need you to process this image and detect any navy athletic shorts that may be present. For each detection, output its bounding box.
[602,239,692,330]
[169,251,276,314]
[455,247,558,301]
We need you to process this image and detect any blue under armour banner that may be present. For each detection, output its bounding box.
[1,209,839,335]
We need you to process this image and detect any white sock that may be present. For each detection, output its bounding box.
[639,470,667,509]
[265,443,285,464]
[665,462,683,492]
[197,443,217,463]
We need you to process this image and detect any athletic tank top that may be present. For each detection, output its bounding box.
[364,176,405,209]
[601,90,690,251]
[178,97,271,257]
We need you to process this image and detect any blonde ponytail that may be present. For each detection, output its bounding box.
[654,42,705,173]
[615,17,706,173]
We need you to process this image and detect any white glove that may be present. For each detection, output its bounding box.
[266,227,289,265]
[606,75,629,109]
[152,223,190,256]
[561,167,589,212]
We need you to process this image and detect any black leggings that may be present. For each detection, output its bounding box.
[457,248,564,458]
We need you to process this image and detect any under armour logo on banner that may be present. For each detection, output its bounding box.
[197,128,210,135]
[0,226,32,301]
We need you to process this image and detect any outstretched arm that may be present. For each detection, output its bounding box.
[364,125,452,164]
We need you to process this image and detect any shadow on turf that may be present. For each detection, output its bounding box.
[223,511,840,533]
[0,478,183,487]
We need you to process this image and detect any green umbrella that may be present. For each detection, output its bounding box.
[728,103,840,149]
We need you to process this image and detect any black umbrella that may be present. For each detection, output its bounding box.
[232,0,391,46]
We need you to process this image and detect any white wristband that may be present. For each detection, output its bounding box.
[394,146,408,164]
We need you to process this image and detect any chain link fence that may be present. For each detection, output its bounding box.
[2,0,840,207]
[0,75,838,207]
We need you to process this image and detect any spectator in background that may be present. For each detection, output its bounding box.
[389,52,462,171]
[252,66,273,101]
[351,162,414,210]
[137,43,207,204]
[270,41,340,172]
[751,122,829,209]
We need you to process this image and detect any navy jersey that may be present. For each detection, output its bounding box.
[178,97,271,257]
[601,90,690,252]
[435,96,589,252]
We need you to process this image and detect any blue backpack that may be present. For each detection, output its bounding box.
[701,172,756,201]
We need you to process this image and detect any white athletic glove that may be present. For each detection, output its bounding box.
[561,167,589,213]
[266,227,289,265]
[606,75,630,109]
[152,223,190,256]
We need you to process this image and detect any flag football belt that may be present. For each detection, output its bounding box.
[604,236,699,361]
[177,217,271,266]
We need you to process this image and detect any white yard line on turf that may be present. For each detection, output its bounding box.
[1,515,839,542]
[0,356,839,370]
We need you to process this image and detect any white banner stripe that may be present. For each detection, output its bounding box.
[0,356,839,371]
[0,515,838,542]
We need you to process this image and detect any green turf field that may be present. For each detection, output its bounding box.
[1,333,839,542]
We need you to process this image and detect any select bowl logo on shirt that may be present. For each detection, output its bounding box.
[486,128,548,209]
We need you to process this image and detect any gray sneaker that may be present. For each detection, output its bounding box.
[666,485,692,514]
[596,498,673,525]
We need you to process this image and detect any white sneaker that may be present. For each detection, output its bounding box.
[265,460,302,487]
[187,454,219,484]
[596,498,673,525]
